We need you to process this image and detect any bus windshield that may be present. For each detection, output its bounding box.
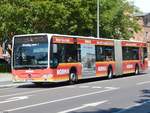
[13,35,48,69]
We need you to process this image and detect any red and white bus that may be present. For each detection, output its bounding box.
[12,34,148,84]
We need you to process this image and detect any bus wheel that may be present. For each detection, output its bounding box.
[69,72,77,85]
[135,65,139,75]
[107,68,113,79]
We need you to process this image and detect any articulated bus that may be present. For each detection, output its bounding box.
[12,34,148,84]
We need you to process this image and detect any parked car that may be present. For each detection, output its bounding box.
[0,58,11,72]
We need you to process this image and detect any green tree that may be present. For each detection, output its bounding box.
[0,0,141,43]
[99,0,140,39]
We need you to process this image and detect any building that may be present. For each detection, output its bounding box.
[132,13,150,59]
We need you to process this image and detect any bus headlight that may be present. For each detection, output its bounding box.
[42,74,53,79]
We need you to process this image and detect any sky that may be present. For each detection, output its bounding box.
[129,0,150,13]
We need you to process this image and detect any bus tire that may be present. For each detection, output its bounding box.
[69,72,78,85]
[107,67,113,79]
[135,65,140,75]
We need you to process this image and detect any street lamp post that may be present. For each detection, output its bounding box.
[97,0,99,38]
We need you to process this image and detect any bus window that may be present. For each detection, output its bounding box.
[104,46,114,61]
[122,47,139,60]
[96,46,105,61]
[13,36,48,69]
[143,47,147,58]
[51,44,78,64]
[132,47,139,60]
[122,47,130,60]
[96,46,114,61]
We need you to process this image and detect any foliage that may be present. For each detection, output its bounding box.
[0,0,141,43]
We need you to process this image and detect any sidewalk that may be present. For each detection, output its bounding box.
[0,73,30,88]
[0,81,30,88]
[0,73,13,82]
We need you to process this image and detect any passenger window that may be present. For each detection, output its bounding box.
[51,44,79,63]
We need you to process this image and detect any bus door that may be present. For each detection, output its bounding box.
[140,47,148,70]
[80,44,96,77]
[114,40,123,75]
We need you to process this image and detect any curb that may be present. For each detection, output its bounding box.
[0,83,31,88]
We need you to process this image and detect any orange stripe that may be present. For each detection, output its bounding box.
[96,61,115,64]
[123,60,139,63]
[58,62,81,66]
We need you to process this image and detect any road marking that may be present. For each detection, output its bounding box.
[78,86,90,88]
[92,86,102,89]
[136,81,150,85]
[105,87,119,90]
[0,85,119,99]
[4,87,119,112]
[58,100,108,113]
[0,87,13,91]
[0,84,79,98]
[65,86,76,88]
[0,96,30,104]
[0,83,119,99]
[0,88,52,98]
[66,85,102,89]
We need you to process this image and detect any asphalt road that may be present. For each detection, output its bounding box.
[0,69,150,113]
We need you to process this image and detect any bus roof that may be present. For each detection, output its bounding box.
[13,33,146,43]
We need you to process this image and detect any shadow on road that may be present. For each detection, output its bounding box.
[17,77,107,88]
[70,108,123,113]
[136,89,150,103]
[17,73,146,89]
[72,89,150,113]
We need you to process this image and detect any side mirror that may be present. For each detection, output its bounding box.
[50,58,59,68]
[53,44,57,53]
